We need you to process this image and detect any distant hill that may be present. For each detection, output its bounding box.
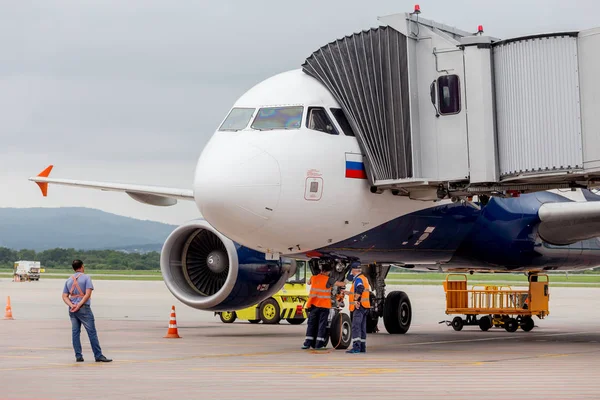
[0,207,177,251]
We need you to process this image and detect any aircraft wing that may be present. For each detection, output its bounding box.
[28,165,194,207]
[538,201,600,245]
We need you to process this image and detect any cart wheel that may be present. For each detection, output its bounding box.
[219,311,236,323]
[520,316,534,332]
[286,318,305,325]
[259,298,281,324]
[451,316,463,331]
[479,316,492,331]
[504,318,518,332]
[249,319,260,324]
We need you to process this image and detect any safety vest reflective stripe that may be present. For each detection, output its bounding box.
[349,274,371,312]
[69,274,85,298]
[305,274,331,309]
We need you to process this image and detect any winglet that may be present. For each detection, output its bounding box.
[35,165,54,196]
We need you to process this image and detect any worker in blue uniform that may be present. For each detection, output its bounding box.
[345,262,371,354]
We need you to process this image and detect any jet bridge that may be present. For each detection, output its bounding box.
[302,8,600,201]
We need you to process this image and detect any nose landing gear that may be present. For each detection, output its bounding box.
[309,257,414,337]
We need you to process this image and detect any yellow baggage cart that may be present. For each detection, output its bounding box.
[441,273,550,332]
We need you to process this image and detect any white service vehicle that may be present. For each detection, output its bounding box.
[13,261,42,281]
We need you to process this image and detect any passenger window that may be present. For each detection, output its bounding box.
[437,75,461,115]
[330,108,355,136]
[251,106,303,130]
[218,108,255,131]
[306,107,338,135]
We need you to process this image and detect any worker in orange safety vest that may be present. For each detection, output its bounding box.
[345,262,371,353]
[302,263,345,350]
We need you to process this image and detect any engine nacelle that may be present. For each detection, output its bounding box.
[160,219,295,311]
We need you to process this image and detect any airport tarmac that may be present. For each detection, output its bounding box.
[1,278,600,399]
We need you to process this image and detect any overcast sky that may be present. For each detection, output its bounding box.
[1,0,598,226]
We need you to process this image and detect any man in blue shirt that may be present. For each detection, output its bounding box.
[62,259,112,363]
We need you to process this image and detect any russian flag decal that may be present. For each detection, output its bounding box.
[345,153,367,179]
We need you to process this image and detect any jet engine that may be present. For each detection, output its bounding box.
[160,219,295,311]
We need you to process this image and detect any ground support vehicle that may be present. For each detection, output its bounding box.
[13,261,43,281]
[441,273,550,332]
[216,261,309,325]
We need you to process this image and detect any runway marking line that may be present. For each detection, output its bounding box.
[0,355,45,359]
[9,347,71,351]
[2,331,598,372]
[189,366,406,378]
[368,330,600,349]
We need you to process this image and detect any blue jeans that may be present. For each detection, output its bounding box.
[69,304,103,359]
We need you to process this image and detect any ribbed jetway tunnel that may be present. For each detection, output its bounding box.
[301,10,600,199]
[301,26,412,184]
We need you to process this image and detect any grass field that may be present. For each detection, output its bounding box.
[387,272,600,283]
[0,268,162,281]
[1,268,599,286]
[0,268,160,275]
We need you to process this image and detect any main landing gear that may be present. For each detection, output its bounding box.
[362,263,412,334]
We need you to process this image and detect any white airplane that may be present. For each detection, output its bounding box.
[29,7,600,347]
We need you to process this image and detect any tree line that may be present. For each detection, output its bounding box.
[0,247,160,270]
[1,246,599,273]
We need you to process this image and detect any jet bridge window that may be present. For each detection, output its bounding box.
[306,107,338,135]
[330,108,355,137]
[218,108,255,131]
[251,106,303,130]
[437,75,461,115]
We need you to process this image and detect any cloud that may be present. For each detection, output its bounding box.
[1,0,598,225]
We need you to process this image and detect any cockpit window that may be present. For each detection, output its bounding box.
[218,108,255,131]
[251,106,303,130]
[306,107,338,135]
[330,108,355,136]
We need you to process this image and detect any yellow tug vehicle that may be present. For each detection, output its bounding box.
[217,261,309,325]
[442,272,550,332]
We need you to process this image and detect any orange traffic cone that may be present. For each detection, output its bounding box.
[4,296,14,320]
[164,305,181,338]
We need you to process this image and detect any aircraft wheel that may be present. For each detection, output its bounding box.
[520,316,534,332]
[219,311,236,323]
[330,312,352,350]
[259,298,281,324]
[479,315,492,331]
[286,318,305,325]
[383,291,412,334]
[504,318,518,332]
[249,319,260,324]
[451,316,464,331]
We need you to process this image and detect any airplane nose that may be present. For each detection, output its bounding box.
[194,137,281,237]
